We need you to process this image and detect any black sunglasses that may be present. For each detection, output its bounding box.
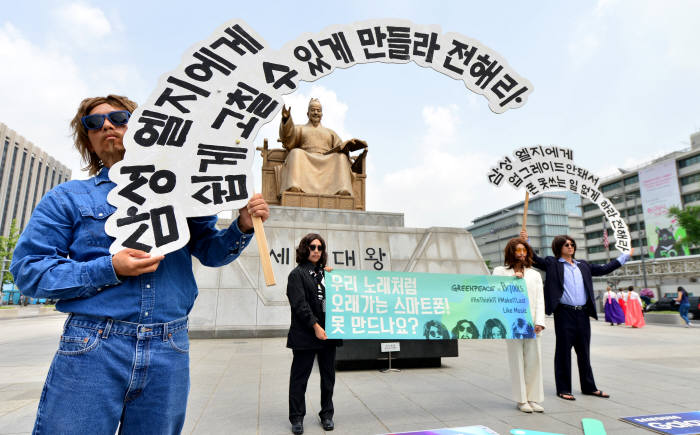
[81,110,131,130]
[309,244,324,251]
[563,242,576,247]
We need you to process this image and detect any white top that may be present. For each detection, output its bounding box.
[492,266,546,328]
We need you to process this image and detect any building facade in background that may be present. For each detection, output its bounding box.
[468,192,584,267]
[582,130,700,265]
[0,122,72,237]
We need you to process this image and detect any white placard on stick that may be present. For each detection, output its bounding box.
[487,146,631,254]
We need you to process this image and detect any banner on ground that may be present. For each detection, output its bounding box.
[325,270,534,340]
[621,411,700,435]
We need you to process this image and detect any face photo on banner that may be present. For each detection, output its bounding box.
[104,19,534,255]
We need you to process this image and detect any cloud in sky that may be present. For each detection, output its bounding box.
[0,21,88,177]
[0,4,147,180]
[2,3,699,229]
[368,104,522,228]
[569,0,700,73]
[52,2,112,45]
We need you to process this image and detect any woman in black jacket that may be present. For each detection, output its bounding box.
[287,233,340,434]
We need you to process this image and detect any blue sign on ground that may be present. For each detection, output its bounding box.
[381,425,498,435]
[621,412,700,434]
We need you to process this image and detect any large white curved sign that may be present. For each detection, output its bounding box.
[487,146,632,254]
[106,19,534,255]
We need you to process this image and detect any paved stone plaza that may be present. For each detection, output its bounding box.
[1,313,698,435]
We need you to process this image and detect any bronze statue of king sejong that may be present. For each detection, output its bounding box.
[277,98,367,197]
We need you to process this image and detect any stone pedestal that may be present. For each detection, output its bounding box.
[281,191,355,210]
[189,206,488,338]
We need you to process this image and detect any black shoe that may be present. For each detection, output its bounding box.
[291,421,304,434]
[321,418,334,431]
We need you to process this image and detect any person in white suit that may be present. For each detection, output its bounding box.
[492,238,546,413]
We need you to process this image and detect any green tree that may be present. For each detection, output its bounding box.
[0,219,20,284]
[668,205,700,247]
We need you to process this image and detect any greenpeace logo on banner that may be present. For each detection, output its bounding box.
[105,19,533,255]
[486,145,632,254]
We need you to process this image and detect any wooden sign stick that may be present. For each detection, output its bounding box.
[521,192,530,233]
[252,214,276,286]
[248,135,275,286]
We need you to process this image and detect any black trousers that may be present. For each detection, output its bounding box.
[289,346,336,423]
[553,305,598,395]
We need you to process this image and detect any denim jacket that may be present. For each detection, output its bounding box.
[10,167,253,323]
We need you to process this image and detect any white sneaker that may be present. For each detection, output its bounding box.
[528,402,544,412]
[517,402,533,413]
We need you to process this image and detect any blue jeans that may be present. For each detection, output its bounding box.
[679,302,691,325]
[33,314,190,435]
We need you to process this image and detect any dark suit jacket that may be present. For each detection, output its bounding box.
[286,261,341,350]
[531,253,622,320]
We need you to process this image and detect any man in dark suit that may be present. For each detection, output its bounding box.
[521,230,631,401]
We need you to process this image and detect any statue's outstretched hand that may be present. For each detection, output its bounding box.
[281,105,291,122]
[344,138,368,152]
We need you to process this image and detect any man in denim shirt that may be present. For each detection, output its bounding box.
[11,95,270,434]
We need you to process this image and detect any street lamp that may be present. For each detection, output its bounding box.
[612,192,649,289]
[490,228,502,265]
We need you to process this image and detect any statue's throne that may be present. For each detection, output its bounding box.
[257,139,366,211]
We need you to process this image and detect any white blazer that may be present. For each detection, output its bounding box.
[492,266,546,328]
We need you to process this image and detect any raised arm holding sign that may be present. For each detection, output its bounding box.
[492,237,546,413]
[10,95,269,434]
[520,228,632,402]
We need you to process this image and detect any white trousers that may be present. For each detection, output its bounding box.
[506,337,543,403]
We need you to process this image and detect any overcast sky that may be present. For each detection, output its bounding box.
[2,1,699,228]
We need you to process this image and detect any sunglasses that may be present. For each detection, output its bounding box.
[563,242,576,248]
[309,244,324,251]
[81,110,131,130]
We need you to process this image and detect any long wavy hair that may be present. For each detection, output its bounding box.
[503,238,533,269]
[552,235,577,258]
[69,94,137,175]
[295,233,327,268]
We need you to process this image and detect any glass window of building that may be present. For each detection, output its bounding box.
[680,173,700,186]
[584,216,603,226]
[678,154,700,169]
[623,175,639,185]
[1,145,19,234]
[601,180,623,192]
[683,191,700,204]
